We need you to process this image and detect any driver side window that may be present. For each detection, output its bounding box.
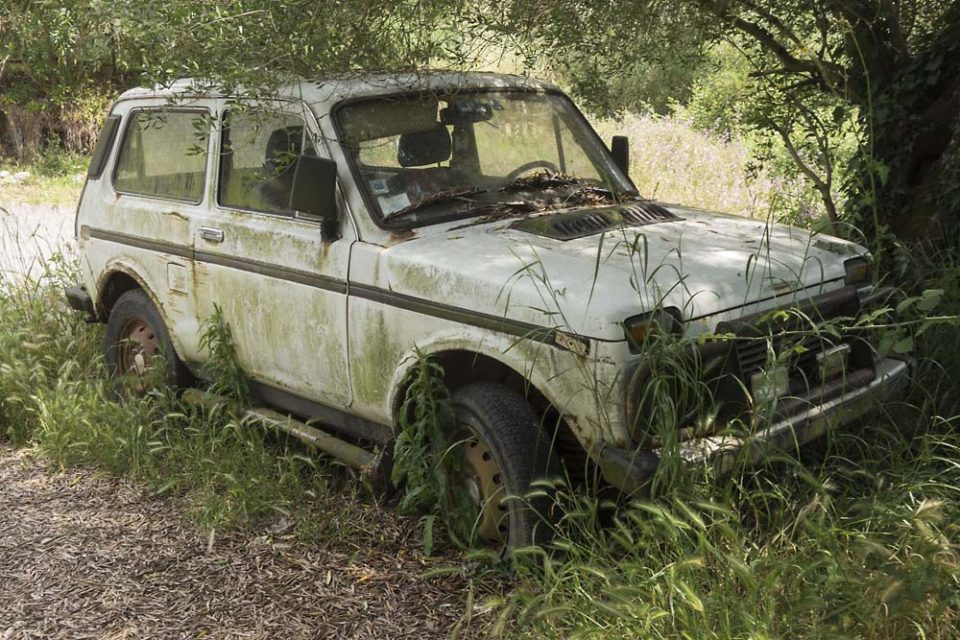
[218,110,315,215]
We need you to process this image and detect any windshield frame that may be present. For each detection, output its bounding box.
[331,87,640,231]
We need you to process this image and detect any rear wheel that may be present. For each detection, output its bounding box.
[104,289,191,394]
[449,383,556,549]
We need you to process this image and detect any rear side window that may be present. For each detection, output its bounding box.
[218,110,315,215]
[87,115,121,179]
[113,110,210,203]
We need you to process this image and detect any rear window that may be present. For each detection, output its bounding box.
[87,115,121,179]
[113,110,210,203]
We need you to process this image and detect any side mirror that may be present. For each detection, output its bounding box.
[291,154,340,242]
[610,135,630,177]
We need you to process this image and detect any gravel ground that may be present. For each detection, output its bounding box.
[0,202,74,282]
[0,445,478,640]
[0,199,489,638]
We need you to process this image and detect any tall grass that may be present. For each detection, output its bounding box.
[593,114,819,221]
[479,408,960,638]
[5,263,958,637]
[0,253,388,545]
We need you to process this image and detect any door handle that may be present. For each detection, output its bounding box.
[199,227,224,243]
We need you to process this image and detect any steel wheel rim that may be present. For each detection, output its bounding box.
[459,427,509,545]
[116,318,162,390]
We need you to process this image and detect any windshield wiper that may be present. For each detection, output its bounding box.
[381,186,484,222]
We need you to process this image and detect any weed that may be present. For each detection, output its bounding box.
[391,352,476,553]
[198,303,252,406]
[0,256,392,548]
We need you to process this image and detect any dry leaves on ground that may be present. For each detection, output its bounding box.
[0,444,490,640]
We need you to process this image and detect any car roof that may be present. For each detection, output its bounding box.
[115,71,559,112]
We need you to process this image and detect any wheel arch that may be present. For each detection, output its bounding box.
[95,263,155,318]
[388,343,589,479]
[95,262,192,365]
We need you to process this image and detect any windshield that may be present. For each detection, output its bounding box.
[336,90,637,227]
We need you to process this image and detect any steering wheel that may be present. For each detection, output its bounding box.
[504,160,560,182]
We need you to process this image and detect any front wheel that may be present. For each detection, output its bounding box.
[449,383,556,549]
[104,289,192,394]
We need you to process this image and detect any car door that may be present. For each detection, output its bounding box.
[191,101,354,409]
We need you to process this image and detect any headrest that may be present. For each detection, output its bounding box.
[397,123,451,167]
[265,126,304,175]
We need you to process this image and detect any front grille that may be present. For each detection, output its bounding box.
[733,331,837,384]
[626,286,877,445]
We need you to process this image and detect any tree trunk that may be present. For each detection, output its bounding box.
[845,15,960,259]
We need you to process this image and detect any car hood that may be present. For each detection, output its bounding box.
[370,203,866,342]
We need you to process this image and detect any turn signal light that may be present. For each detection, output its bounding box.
[844,257,871,285]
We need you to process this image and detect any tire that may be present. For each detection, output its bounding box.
[449,382,556,549]
[104,289,192,394]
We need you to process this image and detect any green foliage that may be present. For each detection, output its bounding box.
[198,303,252,406]
[489,422,960,637]
[841,11,960,259]
[681,43,753,135]
[28,148,89,178]
[0,0,472,160]
[901,246,960,411]
[391,353,474,552]
[0,257,381,542]
[552,49,707,117]
[491,0,960,266]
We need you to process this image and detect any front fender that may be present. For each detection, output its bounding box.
[385,327,626,451]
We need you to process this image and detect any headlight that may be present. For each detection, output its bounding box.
[844,256,872,285]
[623,307,682,353]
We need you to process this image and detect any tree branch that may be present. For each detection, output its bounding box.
[739,0,806,49]
[881,0,910,56]
[727,14,819,75]
[772,122,839,224]
[703,3,850,95]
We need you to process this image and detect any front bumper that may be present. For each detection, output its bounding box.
[597,356,911,493]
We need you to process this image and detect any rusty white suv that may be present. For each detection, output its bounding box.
[67,72,909,547]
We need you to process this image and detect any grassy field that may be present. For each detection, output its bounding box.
[594,115,818,221]
[0,151,85,208]
[0,174,82,208]
[2,118,959,637]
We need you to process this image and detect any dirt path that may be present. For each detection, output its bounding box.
[0,445,476,639]
[0,202,74,282]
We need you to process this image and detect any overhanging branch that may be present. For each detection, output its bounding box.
[699,0,850,96]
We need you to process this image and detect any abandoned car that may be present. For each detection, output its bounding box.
[66,72,910,547]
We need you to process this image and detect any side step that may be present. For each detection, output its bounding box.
[182,389,380,475]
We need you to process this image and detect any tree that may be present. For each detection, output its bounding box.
[0,0,459,158]
[488,0,960,262]
[5,0,956,267]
